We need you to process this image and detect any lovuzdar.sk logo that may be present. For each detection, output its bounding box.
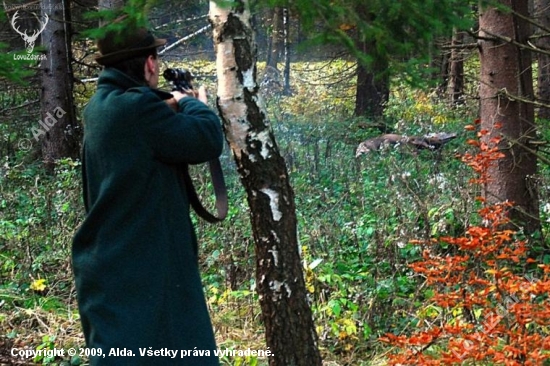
[10,10,48,60]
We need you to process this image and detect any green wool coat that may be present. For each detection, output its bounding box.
[72,68,223,365]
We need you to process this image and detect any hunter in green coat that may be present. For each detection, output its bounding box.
[72,23,223,365]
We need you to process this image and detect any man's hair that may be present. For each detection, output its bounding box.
[108,48,158,84]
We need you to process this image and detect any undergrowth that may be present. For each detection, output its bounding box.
[380,124,550,366]
[1,61,549,365]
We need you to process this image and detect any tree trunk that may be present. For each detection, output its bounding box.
[98,0,124,12]
[447,29,464,105]
[354,40,390,120]
[40,0,79,170]
[209,2,322,365]
[282,7,291,95]
[478,0,540,234]
[534,0,550,120]
[266,7,283,70]
[434,39,450,98]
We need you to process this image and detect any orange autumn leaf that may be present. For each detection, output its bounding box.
[339,23,355,31]
[383,129,550,366]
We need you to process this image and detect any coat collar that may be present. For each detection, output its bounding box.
[97,68,173,100]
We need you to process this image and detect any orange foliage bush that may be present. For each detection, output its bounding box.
[379,123,550,365]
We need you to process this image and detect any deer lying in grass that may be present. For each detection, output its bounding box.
[356,132,457,157]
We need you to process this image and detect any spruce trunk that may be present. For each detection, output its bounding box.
[478,1,540,233]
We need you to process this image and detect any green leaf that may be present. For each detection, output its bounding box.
[329,299,342,317]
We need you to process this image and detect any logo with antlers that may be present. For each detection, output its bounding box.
[10,11,49,54]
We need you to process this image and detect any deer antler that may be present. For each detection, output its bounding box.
[32,13,49,38]
[10,11,28,38]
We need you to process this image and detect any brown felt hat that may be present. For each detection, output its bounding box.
[95,21,166,66]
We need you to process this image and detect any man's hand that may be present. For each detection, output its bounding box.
[165,97,179,112]
[165,91,190,112]
[169,86,209,106]
[171,90,191,102]
[196,86,208,104]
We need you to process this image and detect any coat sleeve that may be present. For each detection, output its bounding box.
[136,90,224,164]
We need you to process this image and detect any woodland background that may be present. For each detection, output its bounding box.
[1,0,550,365]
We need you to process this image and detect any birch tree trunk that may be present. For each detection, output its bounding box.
[478,0,540,234]
[209,1,322,365]
[40,0,79,170]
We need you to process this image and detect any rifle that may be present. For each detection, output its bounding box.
[164,68,228,223]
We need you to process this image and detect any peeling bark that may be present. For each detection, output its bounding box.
[210,1,322,365]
